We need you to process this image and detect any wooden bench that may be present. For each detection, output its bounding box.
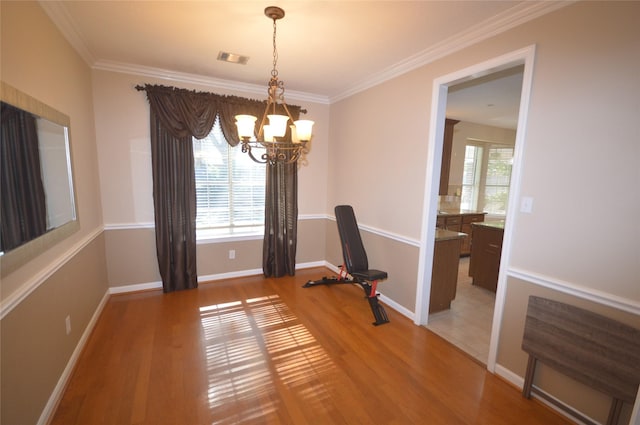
[522,296,640,425]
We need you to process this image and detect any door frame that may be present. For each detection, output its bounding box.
[414,45,536,373]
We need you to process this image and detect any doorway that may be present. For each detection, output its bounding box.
[414,46,536,373]
[427,66,523,365]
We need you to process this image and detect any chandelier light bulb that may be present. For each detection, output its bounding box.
[267,114,289,138]
[235,115,257,139]
[294,120,314,142]
[263,125,274,142]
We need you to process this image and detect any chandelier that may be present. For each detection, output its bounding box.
[235,6,314,165]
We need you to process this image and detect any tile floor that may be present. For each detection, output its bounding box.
[426,257,496,364]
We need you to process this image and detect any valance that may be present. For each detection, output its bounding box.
[135,84,304,146]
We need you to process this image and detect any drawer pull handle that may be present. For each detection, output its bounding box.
[488,244,501,249]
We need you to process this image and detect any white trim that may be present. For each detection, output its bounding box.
[109,280,162,294]
[330,2,572,102]
[95,60,329,105]
[494,364,596,425]
[102,214,327,231]
[414,46,537,374]
[104,222,154,230]
[357,223,420,247]
[0,226,104,319]
[507,267,640,315]
[197,232,263,244]
[108,261,335,294]
[487,45,537,375]
[41,1,570,105]
[325,215,420,247]
[38,0,95,64]
[37,289,110,425]
[379,294,415,322]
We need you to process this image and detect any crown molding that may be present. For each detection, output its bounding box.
[39,0,95,65]
[329,1,574,103]
[40,0,572,105]
[93,60,330,105]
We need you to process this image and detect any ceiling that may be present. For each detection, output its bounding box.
[40,1,567,128]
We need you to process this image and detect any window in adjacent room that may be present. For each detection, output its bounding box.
[483,146,513,215]
[460,144,513,215]
[193,118,265,238]
[461,145,482,211]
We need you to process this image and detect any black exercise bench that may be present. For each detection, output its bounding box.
[304,205,389,326]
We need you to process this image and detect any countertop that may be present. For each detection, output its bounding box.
[472,221,505,230]
[435,229,467,241]
[437,210,487,216]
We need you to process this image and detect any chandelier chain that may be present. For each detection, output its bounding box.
[271,17,279,80]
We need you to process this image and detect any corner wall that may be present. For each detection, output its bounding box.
[0,3,108,424]
[326,2,640,422]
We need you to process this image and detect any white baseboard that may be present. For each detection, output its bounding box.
[108,261,335,294]
[109,280,162,294]
[379,293,415,321]
[494,364,598,425]
[38,289,111,425]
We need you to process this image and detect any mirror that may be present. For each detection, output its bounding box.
[1,82,79,276]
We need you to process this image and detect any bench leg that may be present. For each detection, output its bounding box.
[367,295,389,326]
[522,355,537,398]
[607,398,623,425]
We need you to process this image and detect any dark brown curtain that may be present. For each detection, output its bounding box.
[263,161,298,277]
[0,103,47,252]
[148,111,198,292]
[137,84,303,286]
[140,85,220,292]
[262,104,301,277]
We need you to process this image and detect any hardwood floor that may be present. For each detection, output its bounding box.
[51,267,572,425]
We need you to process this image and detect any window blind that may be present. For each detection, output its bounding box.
[193,119,265,231]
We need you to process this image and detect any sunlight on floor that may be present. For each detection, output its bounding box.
[200,295,336,424]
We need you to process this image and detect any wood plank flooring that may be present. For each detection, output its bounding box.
[51,267,573,425]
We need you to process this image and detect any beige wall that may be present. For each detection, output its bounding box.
[0,3,108,424]
[328,1,640,422]
[92,69,330,227]
[91,69,331,287]
[1,235,108,425]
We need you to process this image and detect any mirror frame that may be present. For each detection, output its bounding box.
[0,81,80,277]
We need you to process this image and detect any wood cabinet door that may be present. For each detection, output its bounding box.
[469,225,503,292]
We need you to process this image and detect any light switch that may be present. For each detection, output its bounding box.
[520,196,533,213]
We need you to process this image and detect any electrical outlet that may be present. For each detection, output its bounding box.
[65,315,71,335]
[229,249,236,260]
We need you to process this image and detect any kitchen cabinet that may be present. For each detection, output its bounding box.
[436,212,485,256]
[460,213,486,255]
[469,222,504,292]
[429,229,465,313]
[438,118,460,196]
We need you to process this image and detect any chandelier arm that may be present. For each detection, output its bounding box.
[280,102,296,123]
[241,140,269,164]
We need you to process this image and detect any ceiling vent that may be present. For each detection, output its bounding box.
[217,51,249,65]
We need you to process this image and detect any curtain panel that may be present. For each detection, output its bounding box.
[0,103,47,252]
[137,84,303,290]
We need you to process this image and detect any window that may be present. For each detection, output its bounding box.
[483,147,513,215]
[461,145,482,211]
[193,118,265,237]
[460,144,513,215]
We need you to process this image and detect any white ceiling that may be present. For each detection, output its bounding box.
[40,1,567,128]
